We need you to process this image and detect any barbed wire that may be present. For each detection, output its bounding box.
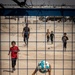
[0,3,75,8]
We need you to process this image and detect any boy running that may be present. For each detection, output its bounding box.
[50,31,54,44]
[8,41,20,72]
[46,29,50,43]
[62,33,69,51]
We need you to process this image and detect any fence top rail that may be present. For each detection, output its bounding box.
[0,8,75,16]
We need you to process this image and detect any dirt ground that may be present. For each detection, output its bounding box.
[0,16,75,75]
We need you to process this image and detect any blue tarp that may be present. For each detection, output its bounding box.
[0,8,75,16]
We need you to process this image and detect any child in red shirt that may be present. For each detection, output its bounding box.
[8,41,19,72]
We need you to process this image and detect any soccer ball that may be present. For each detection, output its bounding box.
[38,60,50,73]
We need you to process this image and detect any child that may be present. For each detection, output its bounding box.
[22,23,30,46]
[46,29,50,43]
[62,33,69,51]
[32,60,51,75]
[8,41,20,72]
[32,64,51,75]
[50,31,54,44]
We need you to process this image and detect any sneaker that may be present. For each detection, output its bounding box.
[63,48,66,51]
[12,70,14,73]
[12,68,16,71]
[13,68,16,71]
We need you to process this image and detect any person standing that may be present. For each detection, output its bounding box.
[50,31,54,44]
[62,33,69,51]
[46,29,50,43]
